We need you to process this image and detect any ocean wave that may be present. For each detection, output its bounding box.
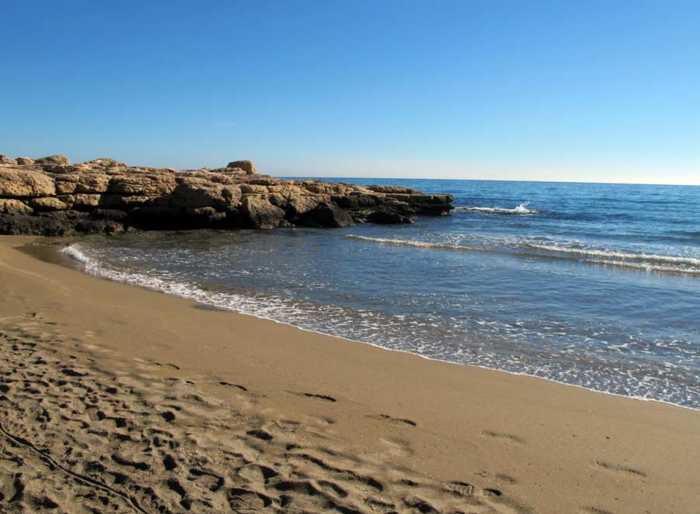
[59,242,700,409]
[345,235,700,275]
[344,235,475,251]
[523,243,700,268]
[454,202,541,215]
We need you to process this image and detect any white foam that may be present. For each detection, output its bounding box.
[524,243,700,269]
[59,243,700,410]
[345,235,473,251]
[455,202,540,215]
[345,234,700,274]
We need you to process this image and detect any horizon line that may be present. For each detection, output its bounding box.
[275,174,700,188]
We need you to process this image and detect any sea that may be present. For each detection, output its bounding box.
[61,179,700,410]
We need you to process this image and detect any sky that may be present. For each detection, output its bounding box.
[1,0,698,185]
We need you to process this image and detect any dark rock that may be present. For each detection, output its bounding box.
[0,155,453,235]
[367,209,414,224]
[0,214,73,236]
[367,185,420,194]
[299,202,355,228]
[243,197,285,229]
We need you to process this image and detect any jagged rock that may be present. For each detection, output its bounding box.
[287,193,323,216]
[0,155,18,165]
[71,194,102,210]
[108,173,176,196]
[16,157,35,165]
[35,155,70,166]
[76,173,111,194]
[0,168,56,197]
[299,202,355,228]
[0,154,453,235]
[168,181,242,210]
[367,185,420,194]
[367,209,413,224]
[0,199,33,215]
[84,157,126,168]
[240,184,267,194]
[227,160,256,175]
[243,196,285,229]
[29,197,70,211]
[332,192,380,209]
[0,214,73,236]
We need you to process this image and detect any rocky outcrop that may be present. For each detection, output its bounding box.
[227,160,256,175]
[0,155,453,236]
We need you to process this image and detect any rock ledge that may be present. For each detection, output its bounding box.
[0,155,453,235]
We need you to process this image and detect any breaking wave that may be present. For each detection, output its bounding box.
[455,202,541,215]
[346,235,700,275]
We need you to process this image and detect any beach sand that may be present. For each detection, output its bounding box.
[0,236,699,514]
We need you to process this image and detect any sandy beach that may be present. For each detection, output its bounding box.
[1,236,699,514]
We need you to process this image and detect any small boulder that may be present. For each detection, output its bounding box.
[367,185,420,194]
[0,168,57,197]
[169,181,242,210]
[299,202,354,228]
[242,196,285,229]
[226,160,256,175]
[29,197,70,211]
[108,173,177,196]
[0,155,18,165]
[16,157,35,165]
[0,199,33,215]
[35,155,71,166]
[84,157,126,168]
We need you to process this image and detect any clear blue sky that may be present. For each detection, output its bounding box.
[1,1,698,185]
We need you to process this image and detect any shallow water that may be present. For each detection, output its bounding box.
[62,179,700,409]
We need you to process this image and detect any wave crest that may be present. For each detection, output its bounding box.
[455,202,541,215]
[345,235,700,275]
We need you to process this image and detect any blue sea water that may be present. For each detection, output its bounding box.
[62,179,700,409]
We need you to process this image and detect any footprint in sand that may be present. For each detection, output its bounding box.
[290,391,337,402]
[368,413,417,427]
[481,430,526,445]
[593,460,647,479]
[579,507,615,514]
[219,381,248,392]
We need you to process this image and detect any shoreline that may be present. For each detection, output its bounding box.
[53,237,699,413]
[2,235,700,513]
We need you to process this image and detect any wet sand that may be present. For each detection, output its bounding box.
[1,236,699,514]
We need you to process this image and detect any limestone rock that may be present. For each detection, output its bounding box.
[227,160,256,175]
[108,173,176,196]
[169,181,242,210]
[75,173,111,194]
[367,185,420,194]
[0,155,18,165]
[0,153,454,235]
[0,168,56,197]
[35,155,70,166]
[0,199,33,215]
[243,196,285,229]
[16,157,35,165]
[287,193,323,216]
[84,157,126,168]
[299,202,355,228]
[29,197,70,211]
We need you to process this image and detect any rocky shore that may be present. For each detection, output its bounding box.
[0,154,453,236]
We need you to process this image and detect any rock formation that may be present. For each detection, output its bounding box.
[0,154,453,236]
